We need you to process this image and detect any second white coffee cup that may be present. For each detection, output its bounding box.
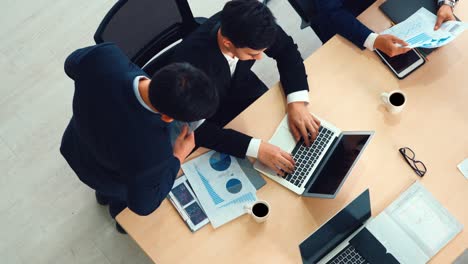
[244,200,270,223]
[381,90,406,114]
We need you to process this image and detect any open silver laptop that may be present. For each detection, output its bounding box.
[254,115,373,198]
[299,182,463,264]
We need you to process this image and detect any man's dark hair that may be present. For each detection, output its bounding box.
[220,0,277,50]
[148,63,219,122]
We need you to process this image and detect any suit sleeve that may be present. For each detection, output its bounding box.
[314,0,373,48]
[195,121,252,158]
[64,43,117,80]
[126,157,180,216]
[264,25,309,96]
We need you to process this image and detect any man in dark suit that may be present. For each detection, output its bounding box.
[314,0,458,57]
[60,43,219,233]
[172,0,320,176]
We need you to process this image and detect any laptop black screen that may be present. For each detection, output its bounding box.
[299,190,371,263]
[306,134,371,195]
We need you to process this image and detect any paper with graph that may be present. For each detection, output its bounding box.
[382,7,468,48]
[182,151,257,228]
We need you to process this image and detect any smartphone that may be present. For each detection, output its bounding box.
[375,49,425,79]
[169,119,206,146]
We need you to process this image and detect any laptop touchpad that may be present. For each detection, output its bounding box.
[269,120,296,153]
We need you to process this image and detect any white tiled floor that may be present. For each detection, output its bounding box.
[0,0,322,263]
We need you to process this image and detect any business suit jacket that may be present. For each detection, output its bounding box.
[171,13,309,158]
[313,0,376,48]
[61,43,180,216]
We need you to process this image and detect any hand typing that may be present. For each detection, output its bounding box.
[257,141,295,176]
[287,102,321,147]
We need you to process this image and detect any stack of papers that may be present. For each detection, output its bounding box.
[383,8,468,48]
[182,151,257,228]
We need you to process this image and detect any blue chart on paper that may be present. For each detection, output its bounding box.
[226,178,242,194]
[220,192,256,208]
[406,33,431,45]
[197,168,224,205]
[209,153,231,171]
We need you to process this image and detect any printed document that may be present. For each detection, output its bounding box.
[457,158,468,179]
[182,151,257,228]
[376,182,462,258]
[382,8,468,48]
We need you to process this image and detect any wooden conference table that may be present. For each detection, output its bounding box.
[117,1,468,263]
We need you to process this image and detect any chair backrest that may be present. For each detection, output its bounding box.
[94,0,199,67]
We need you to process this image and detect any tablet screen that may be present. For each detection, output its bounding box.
[379,49,422,74]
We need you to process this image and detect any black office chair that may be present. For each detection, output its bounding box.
[94,0,205,75]
[286,0,375,44]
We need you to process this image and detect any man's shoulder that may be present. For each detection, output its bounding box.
[79,43,143,78]
[75,42,123,60]
[173,14,221,61]
[80,42,129,64]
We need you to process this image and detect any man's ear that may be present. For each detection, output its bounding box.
[222,36,235,49]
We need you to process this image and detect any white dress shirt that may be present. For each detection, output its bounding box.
[363,32,379,51]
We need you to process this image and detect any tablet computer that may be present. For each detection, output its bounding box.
[375,49,425,79]
[168,175,210,232]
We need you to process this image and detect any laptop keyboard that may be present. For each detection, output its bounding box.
[284,126,334,187]
[327,245,369,264]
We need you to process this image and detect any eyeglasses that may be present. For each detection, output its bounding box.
[399,147,427,177]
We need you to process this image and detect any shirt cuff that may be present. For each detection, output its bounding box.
[246,138,262,158]
[286,90,309,104]
[364,32,379,51]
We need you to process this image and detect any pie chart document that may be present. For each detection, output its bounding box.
[182,150,257,228]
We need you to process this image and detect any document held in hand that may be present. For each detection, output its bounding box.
[382,8,468,49]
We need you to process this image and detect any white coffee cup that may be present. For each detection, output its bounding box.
[244,200,270,223]
[381,90,406,114]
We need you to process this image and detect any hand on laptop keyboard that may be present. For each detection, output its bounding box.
[283,126,334,186]
[287,103,321,147]
[257,142,296,176]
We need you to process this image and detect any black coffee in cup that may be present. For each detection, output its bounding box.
[389,92,405,106]
[252,203,269,217]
